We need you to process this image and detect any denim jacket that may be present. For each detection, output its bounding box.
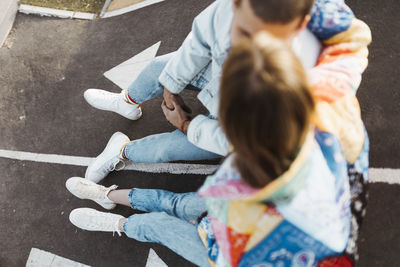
[158,0,355,156]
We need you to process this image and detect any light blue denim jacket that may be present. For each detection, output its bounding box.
[158,0,233,156]
[158,0,354,156]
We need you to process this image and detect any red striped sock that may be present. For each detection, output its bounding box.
[127,93,139,105]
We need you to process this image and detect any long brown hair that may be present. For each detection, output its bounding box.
[219,33,315,188]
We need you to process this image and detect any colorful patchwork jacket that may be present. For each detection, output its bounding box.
[196,10,372,267]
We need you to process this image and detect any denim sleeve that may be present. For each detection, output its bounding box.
[187,115,230,156]
[158,1,221,94]
[308,0,355,40]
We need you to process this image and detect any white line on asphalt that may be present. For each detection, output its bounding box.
[102,0,166,18]
[0,149,218,175]
[104,41,161,90]
[368,168,400,184]
[26,248,90,267]
[0,149,399,183]
[0,149,92,166]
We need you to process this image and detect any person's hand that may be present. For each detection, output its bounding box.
[161,99,191,133]
[163,88,192,113]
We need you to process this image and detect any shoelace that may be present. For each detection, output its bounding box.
[77,182,117,201]
[103,157,125,172]
[78,184,106,200]
[113,220,122,237]
[88,214,122,237]
[114,160,126,171]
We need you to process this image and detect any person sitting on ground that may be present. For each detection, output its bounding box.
[83,0,355,184]
[65,21,371,266]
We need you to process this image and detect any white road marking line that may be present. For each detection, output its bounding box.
[104,41,161,90]
[0,149,217,175]
[125,161,218,175]
[0,149,399,183]
[0,149,92,166]
[146,249,168,267]
[102,0,166,18]
[368,168,400,184]
[26,248,90,267]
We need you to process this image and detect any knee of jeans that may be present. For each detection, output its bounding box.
[154,147,171,163]
[127,57,166,99]
[126,131,182,163]
[155,143,184,163]
[124,212,170,242]
[125,139,167,163]
[152,136,178,163]
[152,57,164,67]
[148,56,169,75]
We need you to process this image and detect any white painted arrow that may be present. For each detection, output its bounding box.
[104,41,161,90]
[146,249,168,267]
[26,248,168,267]
[26,248,90,267]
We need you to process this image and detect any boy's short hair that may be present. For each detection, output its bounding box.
[239,0,315,24]
[219,32,315,188]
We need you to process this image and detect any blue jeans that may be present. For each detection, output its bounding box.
[123,188,210,267]
[124,53,220,163]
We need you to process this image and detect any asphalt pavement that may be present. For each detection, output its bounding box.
[0,0,399,266]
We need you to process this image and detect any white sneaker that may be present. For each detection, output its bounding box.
[66,177,117,210]
[85,132,129,183]
[69,208,124,236]
[84,89,142,120]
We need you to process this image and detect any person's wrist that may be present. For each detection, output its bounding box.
[163,88,174,109]
[180,119,191,134]
[163,88,170,99]
[164,87,175,96]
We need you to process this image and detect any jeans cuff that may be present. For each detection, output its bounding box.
[123,215,133,234]
[158,71,186,94]
[128,188,137,209]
